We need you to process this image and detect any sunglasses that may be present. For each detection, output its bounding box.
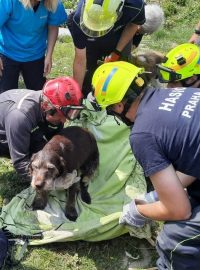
[60,105,85,120]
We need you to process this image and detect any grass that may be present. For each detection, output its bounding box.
[1,0,200,268]
[3,235,158,270]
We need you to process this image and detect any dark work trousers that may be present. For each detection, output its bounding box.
[0,230,8,268]
[156,180,200,270]
[0,54,46,93]
[82,41,132,98]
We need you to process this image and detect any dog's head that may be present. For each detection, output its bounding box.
[130,50,165,80]
[29,150,66,191]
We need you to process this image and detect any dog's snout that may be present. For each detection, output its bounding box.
[35,181,45,190]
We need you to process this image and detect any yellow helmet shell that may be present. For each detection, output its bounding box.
[80,0,125,37]
[92,61,144,109]
[160,43,200,82]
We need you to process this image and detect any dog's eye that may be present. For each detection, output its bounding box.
[31,164,38,170]
[47,163,56,170]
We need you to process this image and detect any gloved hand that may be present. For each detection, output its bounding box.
[136,190,159,204]
[119,200,149,228]
[104,49,121,63]
[144,190,159,203]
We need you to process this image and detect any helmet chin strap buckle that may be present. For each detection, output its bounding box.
[135,77,144,87]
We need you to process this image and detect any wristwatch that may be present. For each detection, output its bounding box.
[194,29,200,35]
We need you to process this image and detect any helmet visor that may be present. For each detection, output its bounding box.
[156,64,182,83]
[60,105,85,121]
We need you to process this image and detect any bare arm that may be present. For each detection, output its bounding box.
[136,165,192,221]
[116,23,138,52]
[176,171,196,187]
[73,47,86,89]
[44,25,59,76]
[189,20,200,43]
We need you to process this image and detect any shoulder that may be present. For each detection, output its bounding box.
[123,0,145,24]
[124,0,145,10]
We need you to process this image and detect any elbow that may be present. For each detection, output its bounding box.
[181,209,192,220]
[172,206,192,221]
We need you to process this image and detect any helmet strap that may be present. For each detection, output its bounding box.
[112,79,145,126]
[108,92,138,126]
[119,93,137,126]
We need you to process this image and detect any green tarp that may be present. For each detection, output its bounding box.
[0,105,152,245]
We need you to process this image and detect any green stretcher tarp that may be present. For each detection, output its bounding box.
[0,105,152,245]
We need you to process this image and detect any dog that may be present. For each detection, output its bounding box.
[130,49,165,86]
[29,126,99,221]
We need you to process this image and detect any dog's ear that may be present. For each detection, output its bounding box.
[57,156,67,176]
[29,152,40,174]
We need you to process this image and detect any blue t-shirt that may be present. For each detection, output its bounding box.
[0,0,67,62]
[130,87,200,178]
[69,0,145,51]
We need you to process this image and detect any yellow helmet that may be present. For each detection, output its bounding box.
[157,43,200,83]
[92,61,145,109]
[80,0,125,37]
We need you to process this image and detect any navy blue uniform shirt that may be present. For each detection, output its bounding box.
[130,87,200,178]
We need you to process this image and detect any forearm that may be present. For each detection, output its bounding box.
[195,20,200,30]
[73,48,86,88]
[136,199,191,221]
[73,63,86,89]
[46,25,59,58]
[189,20,200,43]
[140,165,192,221]
[116,23,138,52]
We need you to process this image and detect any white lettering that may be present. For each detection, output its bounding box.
[182,111,191,118]
[188,99,199,107]
[169,92,182,97]
[159,102,174,112]
[185,104,195,111]
[165,97,179,103]
[181,93,200,119]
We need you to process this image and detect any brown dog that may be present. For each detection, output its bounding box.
[130,50,165,82]
[29,126,99,221]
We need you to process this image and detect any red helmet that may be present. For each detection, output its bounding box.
[41,77,84,120]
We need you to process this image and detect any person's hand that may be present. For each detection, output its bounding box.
[119,200,149,227]
[104,49,121,63]
[44,55,52,77]
[144,190,159,203]
[136,190,159,204]
[189,33,200,44]
[0,57,3,77]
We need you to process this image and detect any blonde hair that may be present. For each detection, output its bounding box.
[20,0,58,12]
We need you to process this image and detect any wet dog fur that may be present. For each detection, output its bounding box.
[29,126,99,221]
[130,50,165,84]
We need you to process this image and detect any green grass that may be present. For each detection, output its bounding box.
[1,0,200,268]
[4,235,157,270]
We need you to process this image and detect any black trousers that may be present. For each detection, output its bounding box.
[82,42,132,98]
[0,54,46,93]
[156,180,200,270]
